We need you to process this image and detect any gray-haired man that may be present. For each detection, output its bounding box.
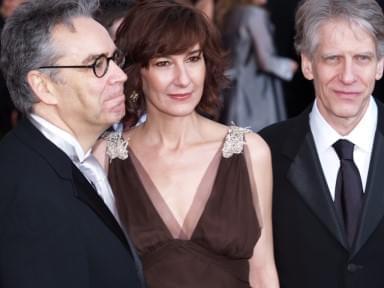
[260,0,384,287]
[0,0,143,287]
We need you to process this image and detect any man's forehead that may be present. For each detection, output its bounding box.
[316,19,377,53]
[51,16,116,61]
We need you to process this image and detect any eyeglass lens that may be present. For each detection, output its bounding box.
[93,50,125,78]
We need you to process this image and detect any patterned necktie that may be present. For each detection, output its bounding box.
[333,139,364,248]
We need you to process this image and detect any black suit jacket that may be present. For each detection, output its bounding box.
[260,99,384,288]
[0,118,142,288]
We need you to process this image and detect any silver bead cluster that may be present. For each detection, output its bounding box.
[222,125,251,158]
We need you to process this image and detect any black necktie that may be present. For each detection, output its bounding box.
[333,139,364,247]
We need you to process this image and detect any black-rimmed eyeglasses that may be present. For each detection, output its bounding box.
[38,50,126,78]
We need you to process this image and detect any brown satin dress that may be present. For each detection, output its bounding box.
[109,137,261,288]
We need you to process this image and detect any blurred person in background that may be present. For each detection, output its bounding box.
[94,0,134,41]
[221,0,297,131]
[193,0,215,19]
[0,0,24,138]
[0,0,23,17]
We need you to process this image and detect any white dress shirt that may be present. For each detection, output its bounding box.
[29,114,120,221]
[309,97,377,200]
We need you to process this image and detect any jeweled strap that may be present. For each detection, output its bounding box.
[222,126,251,158]
[101,131,129,162]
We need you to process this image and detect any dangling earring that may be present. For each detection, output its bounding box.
[129,90,139,103]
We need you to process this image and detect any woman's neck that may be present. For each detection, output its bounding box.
[135,112,206,151]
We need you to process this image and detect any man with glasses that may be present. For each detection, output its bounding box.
[0,0,143,287]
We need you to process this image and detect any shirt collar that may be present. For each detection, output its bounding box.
[309,96,377,153]
[29,114,90,163]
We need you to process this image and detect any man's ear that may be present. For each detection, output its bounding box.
[301,53,314,80]
[375,57,384,80]
[27,70,58,105]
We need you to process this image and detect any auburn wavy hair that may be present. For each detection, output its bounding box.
[115,0,228,127]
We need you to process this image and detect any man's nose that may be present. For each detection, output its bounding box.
[109,60,128,83]
[339,59,356,84]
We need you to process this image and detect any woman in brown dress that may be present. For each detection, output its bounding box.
[94,0,279,287]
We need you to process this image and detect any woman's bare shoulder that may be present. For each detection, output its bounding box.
[207,120,229,136]
[244,131,271,163]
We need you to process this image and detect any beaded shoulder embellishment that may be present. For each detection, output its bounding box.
[222,125,252,158]
[102,131,129,162]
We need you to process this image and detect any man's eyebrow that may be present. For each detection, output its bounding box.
[81,49,119,64]
[81,54,103,65]
[357,51,375,57]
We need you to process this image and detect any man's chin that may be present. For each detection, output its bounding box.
[111,110,126,123]
[110,104,126,117]
[333,106,365,120]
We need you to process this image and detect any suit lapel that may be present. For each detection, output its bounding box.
[278,100,384,255]
[72,149,146,287]
[72,165,129,249]
[286,131,348,249]
[352,102,384,257]
[14,118,74,179]
[16,119,130,249]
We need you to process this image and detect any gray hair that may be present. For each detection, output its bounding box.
[1,0,100,114]
[294,0,384,59]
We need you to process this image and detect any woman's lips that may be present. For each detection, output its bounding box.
[168,92,193,100]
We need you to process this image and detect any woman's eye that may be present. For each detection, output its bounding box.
[188,55,201,62]
[154,60,171,67]
[187,55,201,63]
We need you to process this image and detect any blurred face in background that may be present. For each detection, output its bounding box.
[252,0,267,6]
[109,18,124,41]
[1,0,24,18]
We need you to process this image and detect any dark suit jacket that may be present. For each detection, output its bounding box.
[0,118,142,288]
[260,99,384,288]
